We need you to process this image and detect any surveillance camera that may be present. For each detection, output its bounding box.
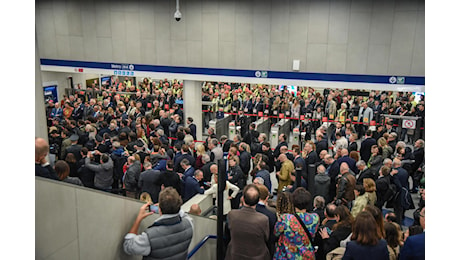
[174,10,182,21]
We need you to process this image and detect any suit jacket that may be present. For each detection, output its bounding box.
[189,123,197,140]
[182,166,196,181]
[399,233,425,260]
[226,206,270,260]
[395,167,409,189]
[183,176,204,202]
[360,137,377,163]
[315,139,328,154]
[356,167,376,185]
[412,148,424,173]
[348,141,358,153]
[273,141,288,158]
[255,203,277,257]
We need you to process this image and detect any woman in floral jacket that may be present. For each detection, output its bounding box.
[274,188,320,260]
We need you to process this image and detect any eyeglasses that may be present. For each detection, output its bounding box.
[419,214,425,218]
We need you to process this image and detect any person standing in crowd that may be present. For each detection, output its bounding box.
[273,133,288,159]
[204,172,239,216]
[160,160,182,196]
[123,155,142,198]
[276,154,294,193]
[357,101,373,138]
[208,138,223,163]
[335,163,356,208]
[123,187,193,259]
[342,211,389,260]
[274,187,320,260]
[35,137,59,180]
[225,184,271,260]
[254,184,277,257]
[138,162,162,204]
[54,160,83,186]
[183,170,205,202]
[360,130,376,164]
[227,155,246,209]
[319,205,354,255]
[400,207,425,260]
[314,164,331,203]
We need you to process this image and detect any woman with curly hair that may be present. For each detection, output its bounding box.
[274,188,320,259]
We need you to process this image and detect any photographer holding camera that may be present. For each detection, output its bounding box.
[123,187,193,259]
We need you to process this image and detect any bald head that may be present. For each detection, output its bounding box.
[319,150,328,159]
[35,137,49,163]
[340,162,349,174]
[189,204,201,216]
[317,164,326,174]
[210,164,218,175]
[278,153,287,162]
[243,184,260,207]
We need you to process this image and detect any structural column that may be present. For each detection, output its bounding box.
[183,80,203,141]
[35,33,48,141]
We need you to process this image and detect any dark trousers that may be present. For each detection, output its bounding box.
[394,202,405,225]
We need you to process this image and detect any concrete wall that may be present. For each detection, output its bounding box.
[36,0,424,76]
[36,177,217,260]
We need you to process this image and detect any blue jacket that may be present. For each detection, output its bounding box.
[183,176,204,202]
[342,239,389,260]
[400,232,425,260]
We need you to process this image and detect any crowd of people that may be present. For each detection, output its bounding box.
[36,77,425,259]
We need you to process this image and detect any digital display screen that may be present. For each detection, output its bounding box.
[279,85,298,96]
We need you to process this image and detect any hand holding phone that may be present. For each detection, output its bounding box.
[149,204,159,213]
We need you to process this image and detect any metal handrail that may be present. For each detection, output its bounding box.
[187,234,217,259]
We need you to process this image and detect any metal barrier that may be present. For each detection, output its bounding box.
[382,114,423,142]
[209,114,232,138]
[254,117,271,137]
[187,235,217,259]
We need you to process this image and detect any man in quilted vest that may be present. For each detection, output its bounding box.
[124,187,194,260]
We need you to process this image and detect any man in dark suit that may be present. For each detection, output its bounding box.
[336,148,358,175]
[304,142,320,195]
[324,154,340,205]
[273,133,288,159]
[411,139,425,191]
[174,144,196,173]
[183,170,204,202]
[392,158,409,225]
[360,130,376,163]
[239,143,252,177]
[292,146,307,188]
[243,123,259,147]
[347,133,358,153]
[187,117,197,141]
[260,142,275,173]
[255,184,277,258]
[225,184,270,260]
[220,135,233,153]
[180,159,196,181]
[315,133,328,155]
[400,207,425,260]
[355,160,376,185]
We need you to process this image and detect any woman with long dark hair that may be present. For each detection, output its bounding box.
[342,211,389,260]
